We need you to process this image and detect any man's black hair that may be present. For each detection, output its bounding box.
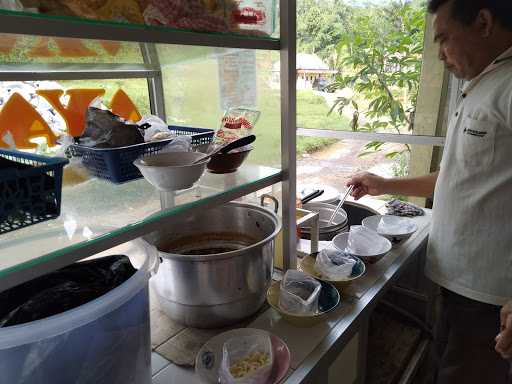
[428,0,512,30]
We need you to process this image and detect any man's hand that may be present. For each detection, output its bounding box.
[496,301,512,359]
[346,172,389,200]
[346,171,438,200]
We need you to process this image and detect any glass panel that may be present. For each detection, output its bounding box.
[0,79,150,150]
[295,1,448,138]
[296,138,438,205]
[0,33,144,64]
[157,45,281,167]
[0,1,278,38]
[0,164,282,280]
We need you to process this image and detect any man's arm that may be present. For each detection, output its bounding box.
[496,300,512,360]
[347,171,439,200]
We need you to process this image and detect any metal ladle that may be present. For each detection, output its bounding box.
[327,185,354,226]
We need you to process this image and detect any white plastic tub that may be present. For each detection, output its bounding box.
[0,235,157,384]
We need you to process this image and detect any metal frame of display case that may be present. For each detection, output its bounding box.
[0,1,297,289]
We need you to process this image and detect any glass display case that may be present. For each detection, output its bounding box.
[0,0,297,292]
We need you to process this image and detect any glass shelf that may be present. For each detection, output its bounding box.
[0,164,283,292]
[0,9,280,50]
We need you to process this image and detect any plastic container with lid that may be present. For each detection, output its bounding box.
[0,233,157,384]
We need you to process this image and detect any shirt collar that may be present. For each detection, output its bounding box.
[462,45,512,95]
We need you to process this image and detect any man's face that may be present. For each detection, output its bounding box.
[433,1,491,80]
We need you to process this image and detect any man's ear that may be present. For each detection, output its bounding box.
[476,9,494,38]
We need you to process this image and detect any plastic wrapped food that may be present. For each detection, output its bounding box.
[19,0,100,18]
[219,335,273,384]
[143,0,237,33]
[212,107,260,153]
[19,0,145,22]
[278,270,321,315]
[0,255,136,327]
[314,248,356,280]
[231,0,276,36]
[78,107,144,148]
[138,115,175,142]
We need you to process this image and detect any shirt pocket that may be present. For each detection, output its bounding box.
[456,116,496,171]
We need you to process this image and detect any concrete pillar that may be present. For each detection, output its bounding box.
[409,14,450,207]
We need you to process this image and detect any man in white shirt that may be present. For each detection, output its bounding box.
[347,0,512,382]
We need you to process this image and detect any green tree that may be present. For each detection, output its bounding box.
[297,0,352,64]
[329,1,426,175]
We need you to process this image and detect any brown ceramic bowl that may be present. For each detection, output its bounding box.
[206,148,252,174]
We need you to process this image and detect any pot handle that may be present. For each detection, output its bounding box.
[260,194,279,214]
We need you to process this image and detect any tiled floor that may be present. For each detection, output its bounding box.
[152,352,171,377]
[152,358,202,384]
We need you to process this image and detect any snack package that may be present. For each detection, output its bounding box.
[213,107,260,153]
[347,226,385,255]
[278,270,321,315]
[219,335,273,384]
[230,0,276,36]
[0,0,23,10]
[143,0,237,33]
[138,115,175,142]
[314,248,356,280]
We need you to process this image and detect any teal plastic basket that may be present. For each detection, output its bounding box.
[0,149,69,234]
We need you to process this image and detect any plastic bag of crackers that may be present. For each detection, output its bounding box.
[219,334,273,384]
[212,107,260,153]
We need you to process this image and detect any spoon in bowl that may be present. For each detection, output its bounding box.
[328,185,354,226]
[192,135,256,164]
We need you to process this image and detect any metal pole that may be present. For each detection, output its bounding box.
[141,43,167,120]
[280,0,297,270]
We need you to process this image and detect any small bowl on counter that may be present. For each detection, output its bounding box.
[266,279,341,327]
[298,254,366,290]
[361,214,418,244]
[206,147,252,174]
[133,151,208,191]
[332,232,392,264]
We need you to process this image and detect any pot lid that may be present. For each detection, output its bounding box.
[298,184,340,204]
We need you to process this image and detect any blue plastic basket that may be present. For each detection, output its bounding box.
[0,149,69,234]
[68,126,214,184]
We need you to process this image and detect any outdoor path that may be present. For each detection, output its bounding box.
[297,139,403,193]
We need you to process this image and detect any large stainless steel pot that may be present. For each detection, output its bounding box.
[299,202,349,241]
[143,202,281,328]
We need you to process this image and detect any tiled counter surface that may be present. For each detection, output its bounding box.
[150,205,432,383]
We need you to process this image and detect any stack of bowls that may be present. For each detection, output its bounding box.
[299,202,349,241]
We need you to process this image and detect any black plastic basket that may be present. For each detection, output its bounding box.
[0,149,69,234]
[68,125,214,184]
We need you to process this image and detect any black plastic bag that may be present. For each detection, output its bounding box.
[0,255,137,327]
[78,107,144,148]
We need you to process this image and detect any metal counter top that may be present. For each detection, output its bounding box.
[151,207,432,384]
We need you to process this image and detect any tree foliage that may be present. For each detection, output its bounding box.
[297,0,353,63]
[328,1,426,170]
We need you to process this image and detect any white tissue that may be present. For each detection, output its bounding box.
[347,226,387,255]
[377,216,415,236]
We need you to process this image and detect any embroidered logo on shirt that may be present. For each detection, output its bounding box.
[463,127,487,137]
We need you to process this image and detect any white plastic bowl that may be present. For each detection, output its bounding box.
[362,215,417,242]
[332,232,392,264]
[133,151,208,191]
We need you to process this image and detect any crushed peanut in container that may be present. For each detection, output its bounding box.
[229,351,270,379]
